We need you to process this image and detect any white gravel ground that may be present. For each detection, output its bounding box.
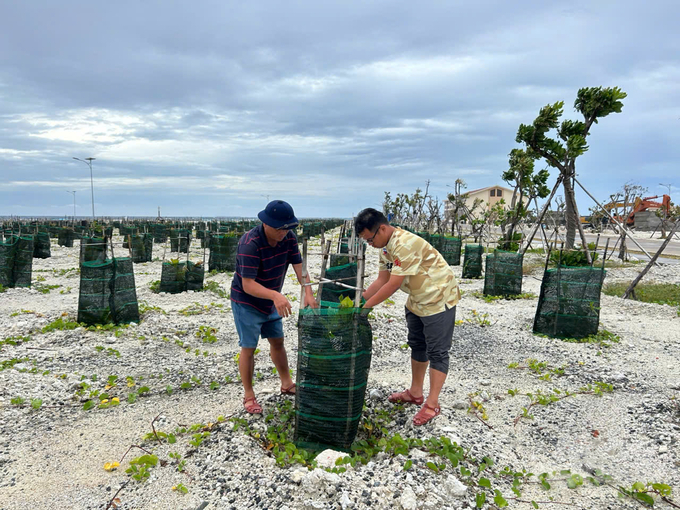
[0,231,679,510]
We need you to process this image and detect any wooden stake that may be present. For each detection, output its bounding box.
[623,220,679,300]
[316,240,331,307]
[299,238,308,307]
[355,242,366,308]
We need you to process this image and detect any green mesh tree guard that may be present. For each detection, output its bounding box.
[153,224,168,243]
[294,306,373,450]
[33,232,51,259]
[129,234,153,263]
[159,260,205,293]
[320,263,357,303]
[209,235,239,272]
[0,236,34,288]
[440,237,462,266]
[483,250,524,297]
[533,266,606,339]
[329,253,351,268]
[58,229,75,247]
[170,229,191,253]
[80,237,107,265]
[462,244,484,279]
[77,258,140,326]
[339,238,349,254]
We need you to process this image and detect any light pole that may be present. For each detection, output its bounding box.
[73,157,96,220]
[66,191,76,226]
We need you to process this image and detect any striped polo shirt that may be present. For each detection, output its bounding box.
[230,224,302,314]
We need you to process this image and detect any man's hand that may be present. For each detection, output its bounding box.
[273,293,293,318]
[303,291,319,309]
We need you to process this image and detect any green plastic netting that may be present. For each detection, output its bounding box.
[80,237,107,265]
[209,235,239,272]
[462,244,483,279]
[170,229,191,253]
[58,229,75,247]
[440,237,462,266]
[129,234,153,263]
[533,266,606,339]
[33,232,51,259]
[320,263,357,303]
[294,306,373,450]
[0,235,34,288]
[329,253,351,268]
[159,260,205,293]
[77,258,140,326]
[483,250,524,297]
[153,224,168,243]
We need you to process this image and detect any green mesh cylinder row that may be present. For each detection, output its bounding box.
[159,260,204,293]
[429,234,444,253]
[440,237,462,266]
[320,263,357,303]
[462,244,484,279]
[339,238,349,254]
[80,237,107,265]
[33,232,51,259]
[77,258,140,326]
[416,231,432,244]
[483,250,523,297]
[58,229,75,247]
[208,235,239,272]
[533,266,606,339]
[294,307,373,450]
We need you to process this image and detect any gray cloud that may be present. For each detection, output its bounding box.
[0,0,679,217]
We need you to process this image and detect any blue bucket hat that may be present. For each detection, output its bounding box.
[258,200,299,230]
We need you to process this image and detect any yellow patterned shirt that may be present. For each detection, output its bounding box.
[379,228,461,317]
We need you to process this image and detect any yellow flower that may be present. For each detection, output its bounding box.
[103,461,120,471]
[100,399,109,404]
[105,384,113,390]
[111,397,120,403]
[171,486,177,491]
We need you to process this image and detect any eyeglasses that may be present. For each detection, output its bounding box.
[366,226,381,244]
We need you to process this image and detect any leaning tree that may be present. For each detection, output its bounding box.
[515,86,627,254]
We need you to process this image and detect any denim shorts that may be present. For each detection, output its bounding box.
[232,300,284,348]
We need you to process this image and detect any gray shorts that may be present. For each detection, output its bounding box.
[405,305,456,374]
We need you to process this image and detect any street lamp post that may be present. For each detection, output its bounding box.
[66,191,76,226]
[73,157,96,220]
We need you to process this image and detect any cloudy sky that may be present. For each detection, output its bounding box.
[0,1,678,219]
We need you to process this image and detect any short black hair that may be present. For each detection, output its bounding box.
[355,208,388,233]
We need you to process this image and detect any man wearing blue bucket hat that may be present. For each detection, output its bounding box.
[231,200,317,414]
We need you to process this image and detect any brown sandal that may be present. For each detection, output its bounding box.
[388,389,424,406]
[413,403,441,426]
[280,383,296,395]
[243,396,262,414]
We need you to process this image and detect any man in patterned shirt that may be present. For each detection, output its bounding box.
[356,208,461,426]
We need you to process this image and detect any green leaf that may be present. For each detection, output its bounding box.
[476,492,486,508]
[426,461,439,473]
[127,393,137,404]
[168,434,176,444]
[494,490,509,507]
[531,501,539,509]
[633,493,654,506]
[31,398,43,410]
[83,400,95,410]
[403,460,413,471]
[479,478,491,488]
[567,478,577,489]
